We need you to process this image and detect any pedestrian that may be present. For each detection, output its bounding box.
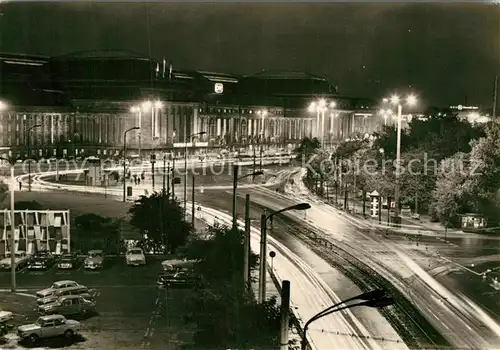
[18,181,22,191]
[138,178,141,185]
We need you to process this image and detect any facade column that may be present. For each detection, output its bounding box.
[247,118,252,136]
[217,118,221,137]
[192,108,198,135]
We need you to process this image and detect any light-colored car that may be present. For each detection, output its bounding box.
[37,285,94,305]
[84,250,104,270]
[17,314,81,344]
[126,247,146,266]
[38,295,96,317]
[0,251,29,270]
[36,280,84,299]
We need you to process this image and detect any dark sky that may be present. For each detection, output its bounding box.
[1,2,499,107]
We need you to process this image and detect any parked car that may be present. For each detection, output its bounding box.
[28,251,55,270]
[0,251,29,271]
[17,314,81,344]
[84,250,104,270]
[38,295,96,317]
[157,270,200,288]
[0,310,14,337]
[126,247,146,266]
[37,285,95,306]
[36,280,86,299]
[401,205,412,217]
[56,253,78,270]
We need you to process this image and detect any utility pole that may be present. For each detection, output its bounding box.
[244,194,251,288]
[258,214,267,303]
[232,164,239,229]
[279,280,291,350]
[191,173,195,228]
[162,155,166,192]
[167,161,170,195]
[171,158,176,198]
[494,75,498,119]
[151,154,155,191]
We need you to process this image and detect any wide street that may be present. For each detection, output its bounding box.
[4,163,500,349]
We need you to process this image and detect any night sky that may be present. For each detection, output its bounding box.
[1,2,499,107]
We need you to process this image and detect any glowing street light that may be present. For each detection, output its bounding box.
[390,94,400,105]
[308,99,336,147]
[0,100,7,111]
[382,93,418,223]
[407,94,417,106]
[154,100,163,109]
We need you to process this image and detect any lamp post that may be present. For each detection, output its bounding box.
[123,126,140,202]
[382,94,417,221]
[301,290,394,350]
[258,203,311,303]
[130,105,143,157]
[257,109,267,170]
[232,165,263,229]
[308,99,335,148]
[27,124,42,192]
[0,156,16,292]
[378,108,393,126]
[184,131,206,220]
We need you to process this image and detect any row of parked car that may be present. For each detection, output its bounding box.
[0,247,148,271]
[0,279,97,345]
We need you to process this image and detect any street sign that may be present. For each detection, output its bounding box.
[173,177,181,184]
[269,251,276,258]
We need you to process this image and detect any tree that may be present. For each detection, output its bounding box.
[181,224,281,349]
[183,223,258,284]
[432,123,500,227]
[373,114,484,161]
[293,137,321,163]
[129,190,192,254]
[74,213,121,253]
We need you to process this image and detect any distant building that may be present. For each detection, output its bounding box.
[0,50,384,158]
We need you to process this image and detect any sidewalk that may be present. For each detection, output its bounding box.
[318,191,462,234]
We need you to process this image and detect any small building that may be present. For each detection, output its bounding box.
[460,213,487,233]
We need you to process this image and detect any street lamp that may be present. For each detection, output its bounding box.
[27,124,42,192]
[0,156,16,292]
[0,100,7,111]
[258,203,310,303]
[378,108,393,126]
[257,109,268,170]
[123,126,140,202]
[130,106,142,157]
[184,131,206,219]
[301,290,394,350]
[382,93,418,223]
[232,165,264,229]
[308,99,335,148]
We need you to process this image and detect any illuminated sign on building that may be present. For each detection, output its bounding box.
[450,105,479,111]
[214,83,224,94]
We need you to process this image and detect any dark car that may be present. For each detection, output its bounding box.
[156,270,200,288]
[56,253,78,270]
[28,251,55,270]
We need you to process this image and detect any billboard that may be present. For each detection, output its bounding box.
[0,210,70,256]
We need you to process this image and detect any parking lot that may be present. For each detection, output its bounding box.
[0,256,195,349]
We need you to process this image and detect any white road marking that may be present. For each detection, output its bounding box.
[15,292,36,298]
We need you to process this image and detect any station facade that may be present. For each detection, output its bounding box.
[0,50,383,159]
